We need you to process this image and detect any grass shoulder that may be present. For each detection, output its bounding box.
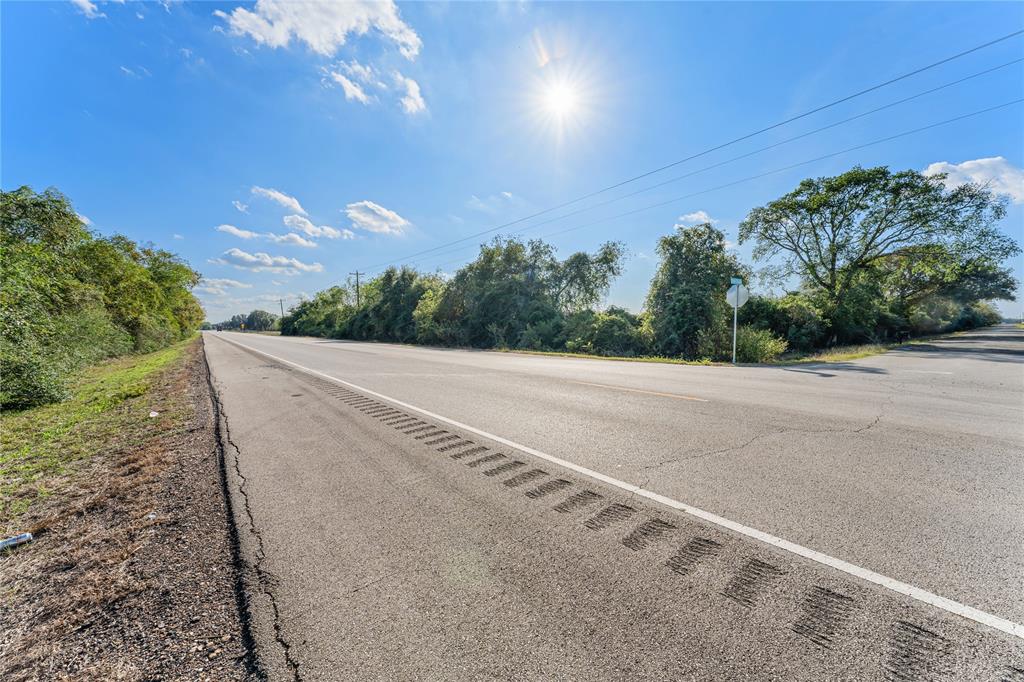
[498,333,967,367]
[1,339,193,527]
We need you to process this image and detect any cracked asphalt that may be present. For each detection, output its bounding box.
[202,326,1023,680]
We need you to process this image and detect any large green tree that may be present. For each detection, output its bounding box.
[645,223,746,358]
[738,166,1017,306]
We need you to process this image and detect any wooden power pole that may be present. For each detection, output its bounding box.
[349,271,364,308]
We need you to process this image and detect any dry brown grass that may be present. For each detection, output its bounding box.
[0,340,247,681]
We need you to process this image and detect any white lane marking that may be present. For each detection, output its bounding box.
[214,334,1024,640]
[903,370,954,375]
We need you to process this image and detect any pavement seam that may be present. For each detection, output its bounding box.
[207,359,303,681]
[203,341,266,681]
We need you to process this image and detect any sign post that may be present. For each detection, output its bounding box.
[727,277,748,364]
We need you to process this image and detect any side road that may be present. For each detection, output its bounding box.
[0,340,251,681]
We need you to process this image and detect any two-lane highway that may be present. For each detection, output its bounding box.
[203,325,1023,679]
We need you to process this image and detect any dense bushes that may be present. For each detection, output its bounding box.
[279,238,633,355]
[277,166,1016,363]
[1,186,202,408]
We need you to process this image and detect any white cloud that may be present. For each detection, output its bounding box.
[923,156,1024,204]
[71,0,105,19]
[345,200,409,235]
[251,186,306,214]
[233,200,249,213]
[340,60,381,86]
[675,210,718,227]
[283,214,354,240]
[196,278,253,296]
[120,65,151,79]
[330,72,371,104]
[392,71,426,114]
[214,0,421,60]
[266,231,318,248]
[173,233,184,240]
[216,224,260,239]
[77,213,92,226]
[322,61,425,115]
[467,191,515,214]
[212,247,323,274]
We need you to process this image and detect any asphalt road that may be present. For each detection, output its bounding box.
[203,326,1024,680]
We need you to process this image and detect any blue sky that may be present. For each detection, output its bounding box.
[3,1,1023,321]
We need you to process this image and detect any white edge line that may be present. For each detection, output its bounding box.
[214,333,1024,641]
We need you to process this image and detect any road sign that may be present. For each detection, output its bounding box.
[726,283,749,309]
[727,281,748,364]
[730,276,743,285]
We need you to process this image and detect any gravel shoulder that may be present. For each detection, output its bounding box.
[0,339,253,681]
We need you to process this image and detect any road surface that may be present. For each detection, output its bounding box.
[203,325,1023,680]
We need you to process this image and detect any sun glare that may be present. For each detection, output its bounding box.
[544,83,578,118]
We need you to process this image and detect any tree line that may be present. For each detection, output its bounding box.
[205,309,279,332]
[280,166,1017,361]
[1,187,204,408]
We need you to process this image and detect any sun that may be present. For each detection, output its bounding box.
[544,83,578,118]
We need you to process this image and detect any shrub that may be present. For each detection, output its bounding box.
[696,324,787,363]
[736,326,788,362]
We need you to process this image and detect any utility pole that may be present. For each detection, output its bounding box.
[279,299,285,318]
[349,271,364,308]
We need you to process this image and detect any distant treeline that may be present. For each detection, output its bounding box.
[281,166,1016,361]
[206,310,279,331]
[1,187,204,408]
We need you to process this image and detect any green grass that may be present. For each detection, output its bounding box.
[777,344,892,364]
[501,334,959,367]
[0,341,192,525]
[497,348,717,366]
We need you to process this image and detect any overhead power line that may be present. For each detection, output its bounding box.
[415,98,1023,272]
[363,29,1024,273]
[403,59,1023,268]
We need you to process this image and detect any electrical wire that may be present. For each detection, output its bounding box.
[362,29,1024,272]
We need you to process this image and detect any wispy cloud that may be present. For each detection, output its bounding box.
[283,214,354,240]
[675,210,718,227]
[214,0,421,60]
[195,277,253,296]
[71,0,105,19]
[211,248,323,274]
[119,65,151,79]
[467,191,515,214]
[266,231,318,248]
[232,200,249,213]
[216,224,260,239]
[330,72,371,104]
[345,200,409,235]
[924,156,1024,204]
[392,71,426,114]
[251,186,306,214]
[77,213,92,226]
[173,233,184,240]
[321,61,424,115]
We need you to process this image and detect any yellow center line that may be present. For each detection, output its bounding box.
[569,380,709,402]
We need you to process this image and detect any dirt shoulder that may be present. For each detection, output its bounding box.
[0,339,254,681]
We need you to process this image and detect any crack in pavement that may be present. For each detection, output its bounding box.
[634,387,897,493]
[211,374,303,682]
